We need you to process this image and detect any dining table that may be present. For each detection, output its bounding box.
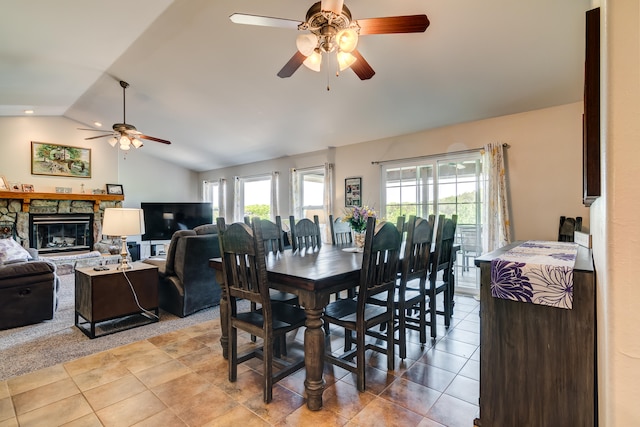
[209,244,363,411]
[209,242,459,411]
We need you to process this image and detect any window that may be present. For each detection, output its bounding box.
[298,168,325,222]
[381,153,483,293]
[202,179,224,220]
[242,175,272,220]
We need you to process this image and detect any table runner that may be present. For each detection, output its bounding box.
[490,241,578,309]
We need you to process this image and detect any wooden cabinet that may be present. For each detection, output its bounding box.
[474,242,596,426]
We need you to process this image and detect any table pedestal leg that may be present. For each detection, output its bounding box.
[303,307,325,410]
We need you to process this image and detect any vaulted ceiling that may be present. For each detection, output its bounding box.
[1,0,591,171]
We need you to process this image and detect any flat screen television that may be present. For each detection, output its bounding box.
[141,202,213,241]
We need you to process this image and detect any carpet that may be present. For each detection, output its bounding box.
[0,273,226,381]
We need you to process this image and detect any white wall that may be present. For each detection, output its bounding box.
[200,102,588,242]
[0,116,198,205]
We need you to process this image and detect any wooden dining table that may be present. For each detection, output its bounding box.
[209,244,363,411]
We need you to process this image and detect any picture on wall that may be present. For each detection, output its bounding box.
[31,141,91,178]
[345,177,362,207]
[106,184,124,195]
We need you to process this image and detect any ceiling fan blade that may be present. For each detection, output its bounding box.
[139,134,171,145]
[356,15,430,35]
[321,0,344,15]
[229,13,301,30]
[85,134,115,141]
[350,50,375,80]
[77,128,111,132]
[277,51,307,78]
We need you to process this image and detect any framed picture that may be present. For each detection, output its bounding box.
[106,184,124,195]
[9,182,21,192]
[345,177,362,207]
[21,184,35,192]
[0,176,8,191]
[31,141,91,178]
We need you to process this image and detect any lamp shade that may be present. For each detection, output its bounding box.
[302,50,322,72]
[296,34,318,56]
[336,28,358,53]
[102,208,145,237]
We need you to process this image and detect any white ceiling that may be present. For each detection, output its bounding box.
[1,0,591,172]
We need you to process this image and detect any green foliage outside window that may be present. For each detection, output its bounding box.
[244,204,270,220]
[385,191,478,224]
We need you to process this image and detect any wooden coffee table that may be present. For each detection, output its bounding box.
[75,262,159,338]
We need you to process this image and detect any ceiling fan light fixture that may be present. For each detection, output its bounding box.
[296,33,318,56]
[132,138,143,148]
[336,28,358,52]
[303,50,322,72]
[108,136,118,147]
[337,51,357,70]
[321,0,344,15]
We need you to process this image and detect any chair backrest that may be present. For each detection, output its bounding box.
[458,224,481,254]
[258,216,285,253]
[358,216,404,306]
[329,214,353,245]
[289,215,322,251]
[431,214,458,279]
[216,218,272,313]
[558,216,582,242]
[400,215,435,287]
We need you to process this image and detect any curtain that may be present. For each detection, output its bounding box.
[217,178,226,221]
[323,162,334,242]
[202,179,226,222]
[482,142,511,252]
[270,171,279,220]
[290,168,301,219]
[233,176,243,222]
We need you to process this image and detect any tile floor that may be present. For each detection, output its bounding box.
[0,295,480,427]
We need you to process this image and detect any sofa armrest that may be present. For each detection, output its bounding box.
[142,258,167,277]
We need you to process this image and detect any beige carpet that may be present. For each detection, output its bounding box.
[0,273,228,381]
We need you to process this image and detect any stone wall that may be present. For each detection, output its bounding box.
[0,197,123,249]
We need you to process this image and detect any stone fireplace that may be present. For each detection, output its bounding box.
[0,191,124,253]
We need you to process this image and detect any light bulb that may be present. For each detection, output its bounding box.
[302,50,322,72]
[337,51,357,70]
[336,28,358,53]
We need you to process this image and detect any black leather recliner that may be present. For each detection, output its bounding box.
[144,224,221,317]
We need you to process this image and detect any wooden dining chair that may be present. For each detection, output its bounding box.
[368,215,435,359]
[558,216,582,242]
[289,215,322,251]
[426,214,458,339]
[216,217,305,403]
[323,216,404,392]
[329,214,353,245]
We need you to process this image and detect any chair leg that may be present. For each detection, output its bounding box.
[398,305,407,360]
[250,302,257,342]
[356,328,366,392]
[429,291,437,339]
[263,334,273,403]
[419,297,427,345]
[229,326,238,382]
[386,317,395,371]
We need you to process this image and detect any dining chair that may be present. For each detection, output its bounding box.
[289,215,322,251]
[323,216,404,392]
[216,217,305,403]
[368,215,435,359]
[329,214,353,245]
[426,214,458,339]
[245,216,298,346]
[558,216,582,242]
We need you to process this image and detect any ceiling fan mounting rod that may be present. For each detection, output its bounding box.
[119,80,129,124]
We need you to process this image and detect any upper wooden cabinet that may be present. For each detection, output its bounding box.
[583,7,600,207]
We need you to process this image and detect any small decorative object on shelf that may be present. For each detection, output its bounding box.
[21,184,34,192]
[343,205,376,249]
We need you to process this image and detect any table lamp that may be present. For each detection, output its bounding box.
[101,208,145,270]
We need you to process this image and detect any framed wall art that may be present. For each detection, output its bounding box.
[106,184,124,195]
[31,141,91,178]
[21,184,35,192]
[345,177,362,207]
[0,176,8,191]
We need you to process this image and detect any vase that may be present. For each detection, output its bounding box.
[354,231,365,249]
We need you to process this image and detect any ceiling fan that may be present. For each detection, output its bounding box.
[78,80,171,150]
[230,0,429,81]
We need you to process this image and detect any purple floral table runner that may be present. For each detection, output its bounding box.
[490,241,578,309]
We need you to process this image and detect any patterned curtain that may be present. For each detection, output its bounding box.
[482,142,511,252]
[270,171,279,220]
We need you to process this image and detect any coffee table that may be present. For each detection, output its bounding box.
[74,262,159,338]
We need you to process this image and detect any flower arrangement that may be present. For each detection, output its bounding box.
[343,205,377,233]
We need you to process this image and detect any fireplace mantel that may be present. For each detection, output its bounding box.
[0,191,124,212]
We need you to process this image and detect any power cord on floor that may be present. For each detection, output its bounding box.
[121,269,159,320]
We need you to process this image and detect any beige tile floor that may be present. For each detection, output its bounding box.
[0,296,479,427]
